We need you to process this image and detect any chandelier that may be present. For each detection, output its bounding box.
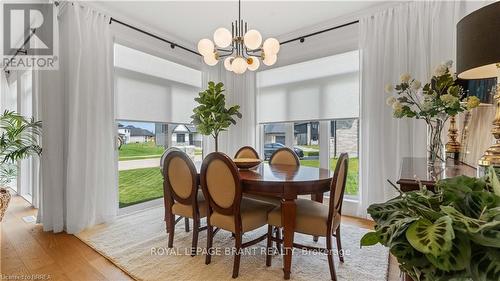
[197,0,280,74]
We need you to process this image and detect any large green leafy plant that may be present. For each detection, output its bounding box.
[361,168,500,281]
[191,81,242,152]
[0,110,42,186]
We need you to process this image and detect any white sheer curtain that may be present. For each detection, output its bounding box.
[38,4,117,233]
[358,0,489,218]
[202,64,256,157]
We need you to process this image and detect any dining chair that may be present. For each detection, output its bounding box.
[266,153,349,281]
[162,150,207,256]
[160,147,191,232]
[234,146,259,159]
[200,152,275,278]
[269,147,300,166]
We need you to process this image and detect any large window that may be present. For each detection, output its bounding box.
[257,50,360,196]
[114,44,202,209]
[0,70,38,203]
[330,119,359,196]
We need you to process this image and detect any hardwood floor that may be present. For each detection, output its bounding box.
[1,196,132,281]
[1,195,400,281]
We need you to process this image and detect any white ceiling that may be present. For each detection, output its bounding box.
[93,1,386,45]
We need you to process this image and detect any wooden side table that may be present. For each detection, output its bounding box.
[397,157,477,191]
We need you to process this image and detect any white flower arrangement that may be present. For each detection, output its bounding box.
[386,61,480,120]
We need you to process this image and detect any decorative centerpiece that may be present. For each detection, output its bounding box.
[233,158,262,169]
[191,81,242,152]
[385,61,480,166]
[0,111,42,221]
[361,168,500,281]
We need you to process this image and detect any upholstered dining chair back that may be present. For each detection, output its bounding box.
[162,150,198,206]
[269,147,300,166]
[201,152,243,216]
[160,147,183,178]
[234,146,259,159]
[328,153,349,218]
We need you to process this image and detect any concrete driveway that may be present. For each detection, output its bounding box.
[119,158,161,171]
[118,155,203,171]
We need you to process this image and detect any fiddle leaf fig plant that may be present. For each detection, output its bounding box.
[361,167,500,281]
[191,81,242,152]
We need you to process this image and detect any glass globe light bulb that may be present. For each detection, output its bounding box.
[247,56,260,71]
[243,29,262,50]
[213,28,232,48]
[197,39,214,56]
[224,57,234,71]
[232,57,247,74]
[263,38,280,55]
[203,52,219,66]
[263,53,277,66]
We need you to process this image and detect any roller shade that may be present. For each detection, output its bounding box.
[114,44,201,123]
[256,50,359,123]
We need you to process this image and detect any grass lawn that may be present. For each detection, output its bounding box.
[119,142,165,161]
[300,158,359,195]
[118,157,358,208]
[119,167,164,208]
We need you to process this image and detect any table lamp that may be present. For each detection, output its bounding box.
[456,1,500,169]
[453,78,497,162]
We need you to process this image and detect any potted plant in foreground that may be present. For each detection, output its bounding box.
[360,169,500,281]
[0,111,42,221]
[191,81,242,152]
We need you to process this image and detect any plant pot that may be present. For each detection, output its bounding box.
[0,187,12,222]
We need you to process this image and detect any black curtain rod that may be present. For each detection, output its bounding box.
[280,20,359,45]
[46,1,359,62]
[109,18,201,56]
[3,30,34,73]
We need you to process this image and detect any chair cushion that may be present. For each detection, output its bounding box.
[167,156,194,199]
[267,198,341,237]
[270,150,298,166]
[244,194,281,206]
[236,148,258,159]
[172,190,208,218]
[206,159,236,208]
[210,198,275,233]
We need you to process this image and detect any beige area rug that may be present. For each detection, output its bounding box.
[76,207,389,281]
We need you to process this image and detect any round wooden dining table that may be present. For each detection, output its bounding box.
[193,162,333,280]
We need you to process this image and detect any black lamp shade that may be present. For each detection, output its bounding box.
[457,1,500,79]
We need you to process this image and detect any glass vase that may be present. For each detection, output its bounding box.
[427,118,445,166]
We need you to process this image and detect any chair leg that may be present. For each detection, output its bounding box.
[275,227,282,254]
[205,225,213,265]
[184,217,190,232]
[167,214,175,248]
[266,225,273,267]
[191,219,200,257]
[326,235,337,281]
[232,232,242,279]
[336,227,344,263]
